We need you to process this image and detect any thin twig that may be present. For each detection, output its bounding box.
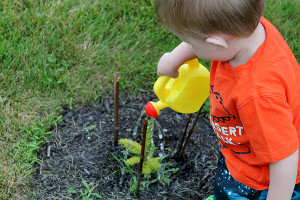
[136,118,148,196]
[177,105,204,159]
[113,74,120,146]
[175,114,192,159]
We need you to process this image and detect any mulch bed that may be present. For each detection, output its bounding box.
[33,93,220,199]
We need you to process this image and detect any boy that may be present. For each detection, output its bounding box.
[154,0,300,199]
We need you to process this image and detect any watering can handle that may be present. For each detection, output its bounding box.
[154,75,171,95]
[154,59,198,93]
[185,58,199,68]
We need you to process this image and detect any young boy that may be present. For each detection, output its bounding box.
[154,0,300,199]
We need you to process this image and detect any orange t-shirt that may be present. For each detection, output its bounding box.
[210,17,300,190]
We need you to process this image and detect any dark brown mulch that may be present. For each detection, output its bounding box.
[33,93,220,200]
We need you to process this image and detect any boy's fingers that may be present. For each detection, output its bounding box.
[157,71,179,78]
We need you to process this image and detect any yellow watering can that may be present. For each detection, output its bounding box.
[145,59,210,118]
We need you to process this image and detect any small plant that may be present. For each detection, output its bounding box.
[119,121,160,178]
[67,180,102,200]
[156,157,179,187]
[115,119,179,194]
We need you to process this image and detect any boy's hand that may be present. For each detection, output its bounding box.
[157,42,198,78]
[157,52,180,78]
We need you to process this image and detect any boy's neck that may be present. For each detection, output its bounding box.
[228,23,266,67]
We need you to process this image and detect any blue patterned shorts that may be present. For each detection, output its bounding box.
[214,154,300,200]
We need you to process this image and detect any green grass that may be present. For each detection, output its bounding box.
[264,0,299,60]
[0,0,298,199]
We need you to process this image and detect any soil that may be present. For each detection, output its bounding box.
[33,93,220,200]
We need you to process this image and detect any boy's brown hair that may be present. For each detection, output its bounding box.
[155,0,265,38]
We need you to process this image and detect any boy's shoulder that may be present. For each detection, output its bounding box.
[260,17,296,64]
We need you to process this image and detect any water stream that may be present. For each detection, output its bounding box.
[132,108,145,136]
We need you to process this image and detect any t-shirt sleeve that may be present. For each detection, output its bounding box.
[238,96,299,163]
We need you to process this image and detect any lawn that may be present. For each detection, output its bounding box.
[0,0,299,199]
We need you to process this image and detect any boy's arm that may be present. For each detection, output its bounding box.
[267,148,299,200]
[157,42,197,78]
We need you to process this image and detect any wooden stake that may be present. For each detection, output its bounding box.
[136,118,148,196]
[177,105,204,160]
[113,74,120,146]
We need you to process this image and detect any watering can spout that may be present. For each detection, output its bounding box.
[145,101,168,118]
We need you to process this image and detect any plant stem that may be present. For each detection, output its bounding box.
[177,105,204,160]
[136,118,148,196]
[114,74,120,146]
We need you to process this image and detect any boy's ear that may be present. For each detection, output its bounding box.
[206,35,228,49]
